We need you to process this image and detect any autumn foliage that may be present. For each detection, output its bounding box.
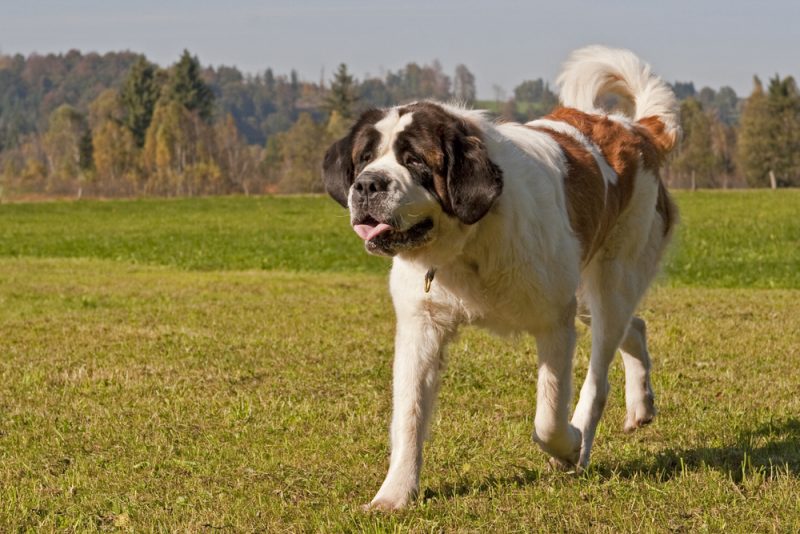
[0,49,797,199]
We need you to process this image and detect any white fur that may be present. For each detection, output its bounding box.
[373,109,414,155]
[364,47,677,510]
[557,45,679,138]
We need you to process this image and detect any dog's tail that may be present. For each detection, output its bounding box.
[556,45,680,155]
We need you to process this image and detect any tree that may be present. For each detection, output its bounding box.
[737,76,800,187]
[264,113,328,193]
[513,79,557,118]
[358,78,392,109]
[697,86,717,110]
[163,50,214,122]
[385,61,452,102]
[766,75,800,186]
[261,133,284,188]
[714,86,740,125]
[89,88,123,129]
[671,81,696,100]
[709,116,738,187]
[92,119,137,194]
[215,113,260,195]
[264,68,276,97]
[0,50,139,154]
[88,89,138,194]
[453,64,476,104]
[325,110,349,141]
[43,104,92,193]
[671,98,717,188]
[120,57,163,147]
[290,69,300,109]
[324,63,358,120]
[737,77,771,187]
[142,100,194,194]
[514,79,547,102]
[426,60,451,99]
[1,134,48,194]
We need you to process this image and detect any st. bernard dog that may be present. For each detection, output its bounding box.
[322,45,679,510]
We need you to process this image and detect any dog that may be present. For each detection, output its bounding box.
[322,45,679,510]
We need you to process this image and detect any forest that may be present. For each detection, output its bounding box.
[0,49,798,199]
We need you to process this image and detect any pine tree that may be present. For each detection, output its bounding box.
[324,64,357,120]
[120,57,163,147]
[164,50,215,122]
[290,70,300,109]
[766,75,800,186]
[264,68,276,96]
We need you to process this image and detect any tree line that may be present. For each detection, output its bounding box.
[0,49,798,199]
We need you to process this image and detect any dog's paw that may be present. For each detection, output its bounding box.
[533,424,582,468]
[624,394,656,432]
[362,484,416,512]
[362,495,409,512]
[547,455,584,474]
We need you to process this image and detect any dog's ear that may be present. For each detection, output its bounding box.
[445,125,503,224]
[322,135,355,208]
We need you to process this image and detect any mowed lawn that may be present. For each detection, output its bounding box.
[0,191,799,531]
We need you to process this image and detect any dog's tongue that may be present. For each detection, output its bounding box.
[353,222,392,241]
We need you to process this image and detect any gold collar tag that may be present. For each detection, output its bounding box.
[424,268,437,293]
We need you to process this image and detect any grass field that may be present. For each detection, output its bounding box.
[1,191,799,531]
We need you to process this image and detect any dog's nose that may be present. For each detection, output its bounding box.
[353,172,390,199]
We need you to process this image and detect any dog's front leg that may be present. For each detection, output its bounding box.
[532,301,582,468]
[366,308,452,511]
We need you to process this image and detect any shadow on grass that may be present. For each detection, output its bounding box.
[610,417,800,483]
[423,465,543,502]
[423,418,800,502]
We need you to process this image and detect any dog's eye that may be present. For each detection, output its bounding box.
[359,151,372,163]
[405,155,424,167]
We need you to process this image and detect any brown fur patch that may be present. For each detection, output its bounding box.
[636,115,678,156]
[543,107,675,237]
[528,126,608,262]
[393,102,503,224]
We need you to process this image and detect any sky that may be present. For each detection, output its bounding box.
[2,0,799,99]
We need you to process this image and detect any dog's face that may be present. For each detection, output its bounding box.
[322,102,503,257]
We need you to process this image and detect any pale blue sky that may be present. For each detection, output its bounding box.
[2,0,798,98]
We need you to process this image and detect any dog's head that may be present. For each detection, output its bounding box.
[322,102,503,257]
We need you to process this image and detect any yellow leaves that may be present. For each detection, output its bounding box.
[92,120,136,184]
[272,112,346,194]
[43,104,88,185]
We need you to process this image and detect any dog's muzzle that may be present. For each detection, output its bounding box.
[348,172,434,256]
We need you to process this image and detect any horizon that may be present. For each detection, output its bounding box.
[2,1,799,99]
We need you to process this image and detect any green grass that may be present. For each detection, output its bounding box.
[1,191,799,531]
[0,196,387,274]
[1,190,798,287]
[665,190,800,288]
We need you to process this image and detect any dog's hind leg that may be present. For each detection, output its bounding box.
[571,258,643,468]
[577,311,656,433]
[620,316,656,432]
